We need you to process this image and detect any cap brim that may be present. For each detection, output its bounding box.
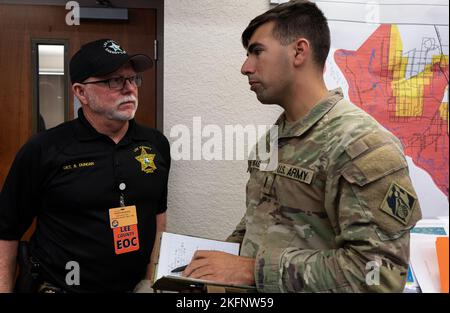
[91,54,153,78]
[129,54,154,72]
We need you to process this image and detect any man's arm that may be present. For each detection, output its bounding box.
[134,213,166,293]
[0,240,18,293]
[225,216,246,244]
[145,212,166,280]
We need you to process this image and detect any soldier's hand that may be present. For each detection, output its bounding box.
[182,250,255,286]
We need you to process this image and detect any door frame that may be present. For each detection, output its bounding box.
[0,0,165,132]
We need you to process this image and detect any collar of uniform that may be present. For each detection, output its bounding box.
[275,88,343,139]
[74,108,144,142]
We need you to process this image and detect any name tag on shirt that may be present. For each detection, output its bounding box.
[274,163,314,184]
[249,160,314,184]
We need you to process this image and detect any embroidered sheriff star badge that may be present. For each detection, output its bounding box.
[104,40,126,54]
[380,182,417,225]
[135,147,157,174]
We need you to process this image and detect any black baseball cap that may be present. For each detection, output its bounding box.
[69,39,153,84]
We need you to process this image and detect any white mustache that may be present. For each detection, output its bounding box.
[115,95,137,106]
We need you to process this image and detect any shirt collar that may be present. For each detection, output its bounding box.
[74,108,146,142]
[275,88,344,139]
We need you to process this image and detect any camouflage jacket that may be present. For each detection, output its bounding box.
[227,88,422,293]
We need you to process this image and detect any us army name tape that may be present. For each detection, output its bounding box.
[250,161,314,184]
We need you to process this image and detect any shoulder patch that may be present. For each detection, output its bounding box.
[380,182,417,226]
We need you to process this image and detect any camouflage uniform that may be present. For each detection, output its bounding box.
[227,88,422,293]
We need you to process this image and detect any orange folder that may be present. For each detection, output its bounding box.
[436,237,449,293]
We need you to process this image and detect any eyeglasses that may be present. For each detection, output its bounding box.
[81,75,143,90]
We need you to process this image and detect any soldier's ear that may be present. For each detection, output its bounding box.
[293,38,310,67]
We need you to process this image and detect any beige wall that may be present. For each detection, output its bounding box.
[164,0,283,239]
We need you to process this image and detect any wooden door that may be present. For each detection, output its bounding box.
[0,4,157,188]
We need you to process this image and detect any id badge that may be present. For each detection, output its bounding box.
[109,205,138,228]
[109,205,140,255]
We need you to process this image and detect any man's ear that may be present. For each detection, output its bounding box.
[293,38,310,67]
[72,84,88,105]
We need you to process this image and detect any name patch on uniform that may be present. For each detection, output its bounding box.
[274,163,314,184]
[380,182,416,225]
[249,160,262,171]
[62,161,95,170]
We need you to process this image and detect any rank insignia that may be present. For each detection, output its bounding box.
[135,146,157,174]
[380,182,416,225]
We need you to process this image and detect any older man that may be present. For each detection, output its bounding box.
[0,39,170,293]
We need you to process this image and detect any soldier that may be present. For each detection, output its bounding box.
[182,0,422,292]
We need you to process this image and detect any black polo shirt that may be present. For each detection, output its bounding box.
[0,109,170,292]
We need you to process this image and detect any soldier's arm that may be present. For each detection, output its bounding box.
[226,216,247,244]
[255,136,422,292]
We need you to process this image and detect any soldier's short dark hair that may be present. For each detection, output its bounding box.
[242,0,331,69]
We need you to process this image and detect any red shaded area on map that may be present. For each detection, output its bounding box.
[335,24,449,197]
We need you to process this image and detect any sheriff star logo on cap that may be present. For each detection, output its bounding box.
[104,40,126,55]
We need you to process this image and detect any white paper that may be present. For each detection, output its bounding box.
[409,219,448,293]
[410,236,442,293]
[155,232,240,281]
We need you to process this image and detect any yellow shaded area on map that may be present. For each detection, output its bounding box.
[389,25,449,118]
[440,101,449,133]
[441,102,448,120]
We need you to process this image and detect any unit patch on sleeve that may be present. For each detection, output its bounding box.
[380,182,417,225]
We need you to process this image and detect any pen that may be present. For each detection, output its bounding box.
[171,264,188,273]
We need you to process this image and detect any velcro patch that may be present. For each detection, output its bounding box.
[249,160,262,171]
[345,132,391,159]
[274,163,314,184]
[380,182,417,225]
